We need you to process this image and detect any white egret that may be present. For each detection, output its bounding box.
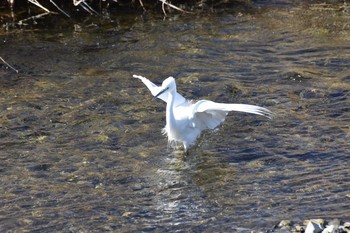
[133,74,272,151]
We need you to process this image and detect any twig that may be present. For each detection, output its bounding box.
[0,56,18,73]
[81,1,99,15]
[159,0,192,14]
[28,0,51,13]
[17,12,51,25]
[161,0,167,16]
[50,0,71,18]
[8,0,14,10]
[138,0,146,11]
[73,0,98,15]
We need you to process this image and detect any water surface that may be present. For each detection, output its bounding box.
[0,2,349,232]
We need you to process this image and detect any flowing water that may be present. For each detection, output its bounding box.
[0,1,350,232]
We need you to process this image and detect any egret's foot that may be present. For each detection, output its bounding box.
[168,153,189,170]
[174,148,188,159]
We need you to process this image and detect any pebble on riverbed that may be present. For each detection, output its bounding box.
[268,219,350,233]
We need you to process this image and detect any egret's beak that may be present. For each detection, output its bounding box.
[154,87,168,100]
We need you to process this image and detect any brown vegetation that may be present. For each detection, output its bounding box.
[2,0,250,16]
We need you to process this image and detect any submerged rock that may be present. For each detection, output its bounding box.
[278,220,292,227]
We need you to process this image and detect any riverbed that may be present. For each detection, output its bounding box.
[0,1,349,232]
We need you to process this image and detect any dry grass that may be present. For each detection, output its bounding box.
[3,0,252,17]
[0,0,254,30]
[6,0,198,17]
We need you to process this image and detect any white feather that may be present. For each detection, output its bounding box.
[134,75,272,151]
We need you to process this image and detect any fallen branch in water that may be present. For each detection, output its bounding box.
[0,56,19,73]
[17,12,52,26]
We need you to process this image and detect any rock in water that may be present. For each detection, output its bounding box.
[278,220,292,227]
[322,219,340,233]
[342,222,350,233]
[305,220,323,233]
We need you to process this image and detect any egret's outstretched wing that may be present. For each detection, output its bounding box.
[133,75,187,106]
[191,100,272,130]
[133,75,168,102]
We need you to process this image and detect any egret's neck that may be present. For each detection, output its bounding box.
[166,91,176,129]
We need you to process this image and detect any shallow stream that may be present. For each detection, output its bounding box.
[0,1,349,232]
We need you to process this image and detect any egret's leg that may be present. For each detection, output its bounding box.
[183,142,188,152]
[182,142,190,156]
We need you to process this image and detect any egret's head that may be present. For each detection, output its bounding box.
[162,77,176,91]
[155,77,176,97]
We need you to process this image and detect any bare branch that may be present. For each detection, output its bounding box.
[73,0,98,15]
[161,0,167,16]
[138,0,146,11]
[17,12,51,25]
[28,0,51,13]
[159,0,192,14]
[0,56,19,74]
[50,0,71,18]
